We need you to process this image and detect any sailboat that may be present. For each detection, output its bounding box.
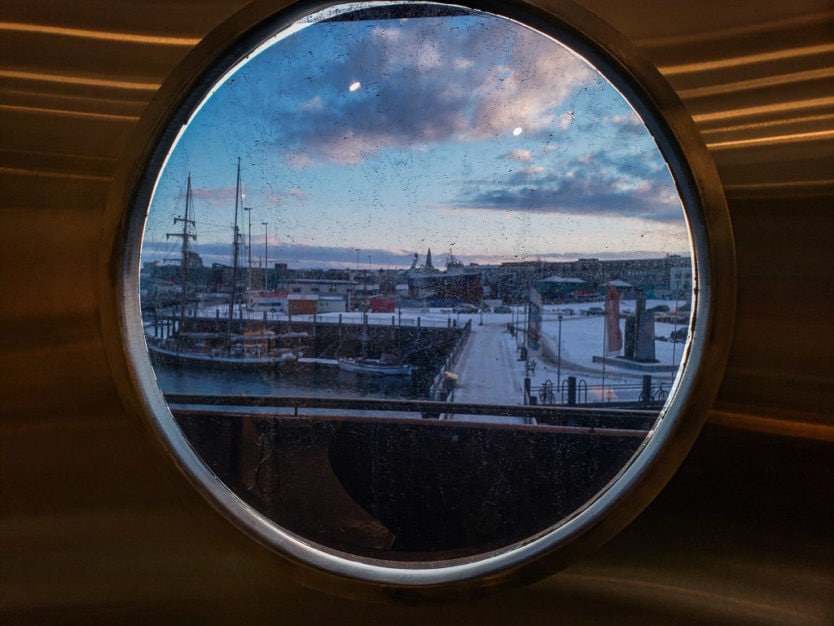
[145,161,301,370]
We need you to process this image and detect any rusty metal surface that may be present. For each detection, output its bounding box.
[1,0,832,622]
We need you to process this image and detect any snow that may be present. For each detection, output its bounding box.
[176,297,689,419]
[440,298,687,412]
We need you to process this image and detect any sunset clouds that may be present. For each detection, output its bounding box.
[144,7,689,268]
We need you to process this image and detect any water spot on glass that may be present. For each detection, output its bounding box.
[139,3,693,563]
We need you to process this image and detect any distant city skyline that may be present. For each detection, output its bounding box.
[141,7,690,270]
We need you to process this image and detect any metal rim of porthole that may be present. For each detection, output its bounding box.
[100,0,735,598]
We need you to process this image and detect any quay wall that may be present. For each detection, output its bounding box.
[152,312,469,395]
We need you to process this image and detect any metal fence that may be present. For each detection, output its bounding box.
[527,375,669,409]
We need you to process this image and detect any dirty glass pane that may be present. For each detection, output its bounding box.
[139,3,693,561]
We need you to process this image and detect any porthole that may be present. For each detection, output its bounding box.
[103,0,734,596]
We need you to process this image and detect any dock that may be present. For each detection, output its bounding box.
[436,317,530,422]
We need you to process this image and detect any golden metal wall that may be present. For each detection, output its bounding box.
[1,1,832,622]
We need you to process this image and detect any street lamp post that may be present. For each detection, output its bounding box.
[262,221,268,291]
[366,254,371,313]
[672,297,678,367]
[557,313,563,392]
[243,207,253,293]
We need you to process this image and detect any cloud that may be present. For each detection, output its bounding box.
[302,96,325,111]
[143,240,419,269]
[190,184,235,203]
[240,13,594,166]
[557,110,576,130]
[608,111,649,139]
[285,152,312,169]
[264,186,306,206]
[503,149,533,162]
[467,34,592,139]
[453,154,684,223]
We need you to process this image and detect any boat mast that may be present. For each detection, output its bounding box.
[227,158,242,342]
[166,173,196,336]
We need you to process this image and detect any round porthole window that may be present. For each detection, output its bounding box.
[105,0,734,596]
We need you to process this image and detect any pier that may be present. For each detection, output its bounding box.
[148,300,680,414]
[148,307,472,395]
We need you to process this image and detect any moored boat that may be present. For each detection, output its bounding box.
[146,325,301,369]
[144,160,303,371]
[338,356,413,376]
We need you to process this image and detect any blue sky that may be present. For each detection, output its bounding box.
[142,7,689,270]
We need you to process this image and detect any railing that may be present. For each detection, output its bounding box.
[429,319,472,401]
[165,392,655,435]
[205,306,468,329]
[298,312,468,329]
[527,375,669,409]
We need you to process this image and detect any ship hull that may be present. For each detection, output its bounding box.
[147,342,298,371]
[338,358,413,376]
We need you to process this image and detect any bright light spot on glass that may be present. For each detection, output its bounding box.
[513,126,523,136]
[349,80,361,92]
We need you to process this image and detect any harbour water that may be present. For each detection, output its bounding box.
[151,300,686,411]
[153,361,422,401]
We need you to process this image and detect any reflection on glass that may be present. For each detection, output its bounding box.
[139,4,693,562]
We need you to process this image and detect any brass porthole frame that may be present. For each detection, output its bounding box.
[99,0,735,598]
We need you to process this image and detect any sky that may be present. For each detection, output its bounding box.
[141,5,691,271]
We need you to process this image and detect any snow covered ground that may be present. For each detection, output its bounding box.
[439,298,688,410]
[183,297,689,412]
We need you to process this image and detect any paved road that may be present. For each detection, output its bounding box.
[446,319,527,410]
